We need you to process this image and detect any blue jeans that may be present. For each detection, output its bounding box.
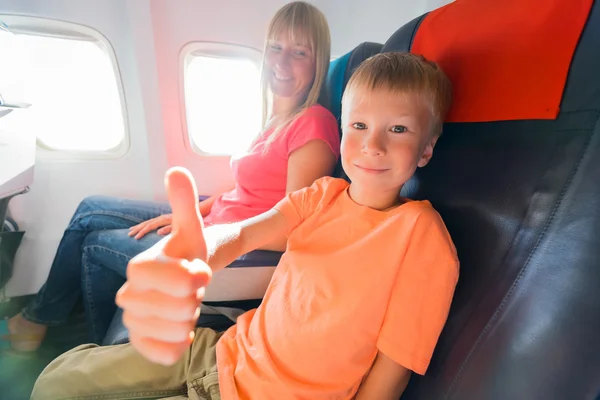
[22,196,172,343]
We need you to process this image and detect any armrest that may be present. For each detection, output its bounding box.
[102,308,236,346]
[203,250,281,302]
[102,250,283,346]
[227,250,282,268]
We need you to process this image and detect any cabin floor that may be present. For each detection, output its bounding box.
[1,295,89,400]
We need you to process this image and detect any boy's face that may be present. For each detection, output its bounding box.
[341,87,438,197]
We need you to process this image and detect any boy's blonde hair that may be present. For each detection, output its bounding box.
[259,1,331,147]
[342,52,452,137]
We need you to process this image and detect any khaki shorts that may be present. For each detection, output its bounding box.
[31,328,223,400]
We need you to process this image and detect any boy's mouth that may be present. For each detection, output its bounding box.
[354,164,389,174]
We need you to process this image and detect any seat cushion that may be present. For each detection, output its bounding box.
[102,308,235,346]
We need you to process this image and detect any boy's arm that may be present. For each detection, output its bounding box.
[205,142,332,256]
[117,168,291,366]
[355,351,411,399]
[204,208,289,272]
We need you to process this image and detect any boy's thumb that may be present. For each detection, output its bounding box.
[161,167,207,262]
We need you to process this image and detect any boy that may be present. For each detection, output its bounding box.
[32,52,458,400]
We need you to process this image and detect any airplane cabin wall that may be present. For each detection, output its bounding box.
[1,0,451,297]
[147,0,292,198]
[1,0,161,296]
[321,0,452,56]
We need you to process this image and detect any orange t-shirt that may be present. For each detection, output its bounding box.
[216,177,459,399]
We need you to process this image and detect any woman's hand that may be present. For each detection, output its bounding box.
[128,187,230,240]
[129,214,173,239]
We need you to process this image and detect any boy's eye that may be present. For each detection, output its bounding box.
[270,45,282,52]
[294,51,306,57]
[391,125,407,133]
[352,122,367,130]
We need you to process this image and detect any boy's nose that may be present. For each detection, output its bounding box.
[362,131,386,156]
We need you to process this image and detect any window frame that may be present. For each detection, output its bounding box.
[179,41,263,157]
[0,15,129,159]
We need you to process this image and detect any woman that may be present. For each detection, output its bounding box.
[7,1,339,349]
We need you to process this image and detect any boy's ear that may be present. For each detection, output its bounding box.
[417,134,439,168]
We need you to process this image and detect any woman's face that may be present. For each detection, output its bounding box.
[264,31,316,104]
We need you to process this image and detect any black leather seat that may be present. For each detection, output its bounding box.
[382,2,600,399]
[319,2,600,398]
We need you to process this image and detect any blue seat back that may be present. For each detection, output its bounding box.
[320,42,383,181]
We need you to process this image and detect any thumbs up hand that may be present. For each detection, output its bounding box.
[116,167,212,365]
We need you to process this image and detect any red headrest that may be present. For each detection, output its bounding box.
[411,0,593,123]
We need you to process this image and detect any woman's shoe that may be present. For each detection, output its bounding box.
[0,314,47,352]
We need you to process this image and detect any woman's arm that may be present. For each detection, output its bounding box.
[198,184,234,217]
[285,139,337,194]
[259,139,336,251]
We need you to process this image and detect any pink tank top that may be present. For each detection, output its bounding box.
[204,105,340,225]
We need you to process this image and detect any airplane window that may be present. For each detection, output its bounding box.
[184,54,261,155]
[0,32,125,153]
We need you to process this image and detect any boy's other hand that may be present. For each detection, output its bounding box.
[116,167,212,366]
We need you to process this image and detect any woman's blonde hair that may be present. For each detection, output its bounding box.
[259,1,331,148]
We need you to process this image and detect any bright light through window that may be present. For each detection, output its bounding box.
[184,55,261,155]
[0,32,125,152]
